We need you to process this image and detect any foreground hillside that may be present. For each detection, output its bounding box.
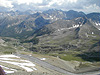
[0,53,100,75]
[0,54,64,75]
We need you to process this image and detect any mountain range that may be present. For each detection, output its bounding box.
[0,9,100,61]
[0,9,100,38]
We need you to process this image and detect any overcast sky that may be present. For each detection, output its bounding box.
[0,0,100,13]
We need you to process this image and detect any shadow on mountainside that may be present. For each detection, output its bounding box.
[77,51,100,62]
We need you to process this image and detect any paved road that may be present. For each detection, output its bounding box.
[15,54,100,75]
[15,53,76,75]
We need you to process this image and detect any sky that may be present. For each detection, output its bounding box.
[0,0,100,13]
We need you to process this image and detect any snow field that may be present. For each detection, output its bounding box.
[0,55,37,74]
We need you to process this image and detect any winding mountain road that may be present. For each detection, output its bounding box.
[15,54,100,75]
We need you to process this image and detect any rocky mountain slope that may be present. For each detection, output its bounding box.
[30,13,100,61]
[0,9,100,61]
[0,9,100,38]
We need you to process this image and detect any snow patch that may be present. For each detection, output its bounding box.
[40,58,46,60]
[0,65,17,74]
[29,55,32,56]
[0,65,16,71]
[49,16,52,18]
[5,70,15,74]
[0,58,16,60]
[20,65,34,72]
[0,60,36,72]
[0,55,37,74]
[0,55,20,58]
[92,32,94,34]
[95,23,100,26]
[57,24,82,32]
[20,60,31,63]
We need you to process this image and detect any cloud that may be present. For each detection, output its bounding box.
[48,0,64,6]
[0,0,13,8]
[68,0,78,3]
[0,0,100,13]
[83,4,100,13]
[14,0,43,5]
